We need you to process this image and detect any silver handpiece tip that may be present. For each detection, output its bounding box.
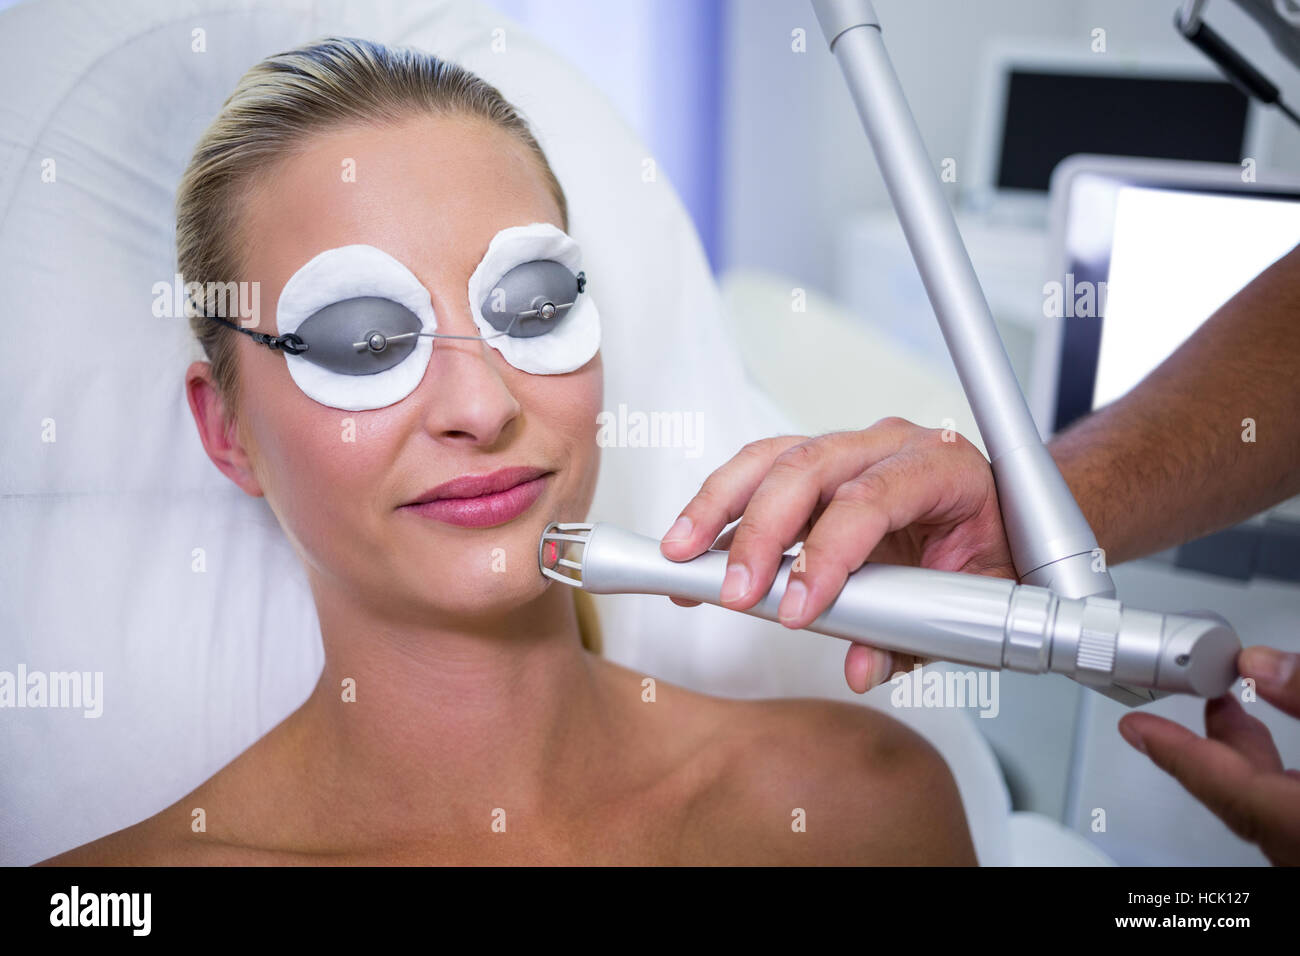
[539,521,593,587]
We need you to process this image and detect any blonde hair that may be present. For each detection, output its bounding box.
[176,36,599,654]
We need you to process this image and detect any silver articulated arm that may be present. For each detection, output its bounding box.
[542,523,1242,701]
[808,0,1242,706]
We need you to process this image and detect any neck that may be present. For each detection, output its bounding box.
[289,574,614,831]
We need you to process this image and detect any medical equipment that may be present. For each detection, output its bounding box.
[964,42,1253,216]
[534,0,1247,707]
[541,522,1241,697]
[200,221,597,411]
[1034,154,1300,586]
[1177,0,1300,128]
[1034,155,1300,441]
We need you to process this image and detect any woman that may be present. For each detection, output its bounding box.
[39,37,976,865]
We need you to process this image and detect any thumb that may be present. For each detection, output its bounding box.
[1238,646,1300,719]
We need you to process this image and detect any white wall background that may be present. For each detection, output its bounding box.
[721,0,1300,293]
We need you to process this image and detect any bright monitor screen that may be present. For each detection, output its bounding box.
[1094,186,1300,408]
[1052,175,1300,433]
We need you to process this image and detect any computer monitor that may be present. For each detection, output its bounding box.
[965,44,1267,215]
[1032,155,1300,581]
[1036,155,1300,432]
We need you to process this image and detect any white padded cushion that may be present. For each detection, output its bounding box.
[0,0,1013,865]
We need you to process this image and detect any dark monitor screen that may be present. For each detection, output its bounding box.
[997,72,1249,192]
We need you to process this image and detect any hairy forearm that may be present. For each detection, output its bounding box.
[1048,243,1300,566]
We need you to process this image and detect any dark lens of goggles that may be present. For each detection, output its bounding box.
[481,259,582,338]
[295,297,423,375]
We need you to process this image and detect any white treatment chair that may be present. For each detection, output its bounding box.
[0,0,1095,865]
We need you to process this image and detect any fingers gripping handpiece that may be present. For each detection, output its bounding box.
[541,522,1242,701]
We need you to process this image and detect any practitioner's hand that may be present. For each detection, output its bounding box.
[659,419,1016,693]
[1118,646,1300,866]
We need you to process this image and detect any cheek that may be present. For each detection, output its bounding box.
[244,366,392,559]
[503,359,601,507]
[510,345,598,414]
[562,373,604,446]
[529,357,601,442]
[537,358,603,499]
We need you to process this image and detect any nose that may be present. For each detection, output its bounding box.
[412,304,521,447]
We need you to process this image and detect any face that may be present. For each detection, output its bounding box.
[185,114,603,624]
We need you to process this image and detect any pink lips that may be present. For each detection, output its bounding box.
[401,466,552,528]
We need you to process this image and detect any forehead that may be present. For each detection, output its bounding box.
[239,114,564,294]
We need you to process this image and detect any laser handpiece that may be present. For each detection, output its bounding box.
[541,521,1242,699]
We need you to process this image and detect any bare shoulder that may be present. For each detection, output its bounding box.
[589,657,976,864]
[683,695,978,865]
[35,723,304,866]
[34,802,242,866]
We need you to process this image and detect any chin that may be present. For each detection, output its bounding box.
[416,567,554,623]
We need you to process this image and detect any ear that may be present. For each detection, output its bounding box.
[185,360,264,497]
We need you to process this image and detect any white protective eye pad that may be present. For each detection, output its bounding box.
[259,222,599,411]
[275,244,437,411]
[467,222,600,375]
